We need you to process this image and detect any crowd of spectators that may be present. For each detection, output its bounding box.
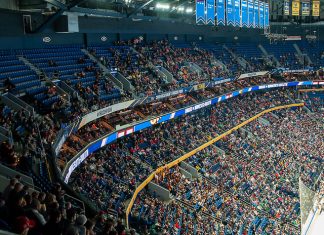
[39,48,130,112]
[0,177,83,235]
[0,41,321,171]
[301,92,324,112]
[0,176,141,235]
[129,105,322,234]
[135,40,216,87]
[57,75,288,168]
[136,102,171,117]
[70,141,152,214]
[130,191,220,235]
[89,43,174,96]
[0,178,142,235]
[66,89,299,232]
[46,54,321,170]
[1,41,324,235]
[0,104,50,172]
[53,85,320,234]
[187,108,322,228]
[152,166,279,235]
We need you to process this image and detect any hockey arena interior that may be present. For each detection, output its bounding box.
[0,0,323,234]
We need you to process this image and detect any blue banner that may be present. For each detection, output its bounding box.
[227,0,235,26]
[264,2,269,28]
[217,0,226,25]
[207,0,215,25]
[254,0,259,28]
[241,0,248,27]
[196,0,206,25]
[259,1,264,28]
[248,0,254,27]
[211,77,236,85]
[234,0,241,27]
[271,67,314,74]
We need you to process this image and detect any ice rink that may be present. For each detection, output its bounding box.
[303,210,324,235]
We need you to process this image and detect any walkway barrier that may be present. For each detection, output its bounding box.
[298,88,324,92]
[125,102,304,227]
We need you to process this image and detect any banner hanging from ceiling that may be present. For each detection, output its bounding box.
[265,2,269,28]
[217,0,226,25]
[254,0,259,28]
[241,0,248,27]
[284,0,290,15]
[292,0,301,16]
[206,0,216,25]
[196,0,206,24]
[248,0,254,27]
[234,0,241,26]
[227,0,235,26]
[312,0,320,17]
[302,1,311,16]
[259,1,264,28]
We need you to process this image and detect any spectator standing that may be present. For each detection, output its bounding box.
[85,220,96,235]
[42,209,64,235]
[2,178,18,201]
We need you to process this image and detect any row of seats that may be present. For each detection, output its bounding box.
[21,46,123,109]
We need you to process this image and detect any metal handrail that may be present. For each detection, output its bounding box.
[64,193,85,212]
[0,163,41,192]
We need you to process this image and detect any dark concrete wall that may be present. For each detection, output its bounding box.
[0,10,323,50]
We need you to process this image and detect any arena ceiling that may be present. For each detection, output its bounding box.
[16,0,324,20]
[2,0,323,33]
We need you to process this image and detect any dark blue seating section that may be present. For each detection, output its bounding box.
[262,41,301,69]
[227,42,266,71]
[0,51,59,108]
[1,42,323,110]
[89,45,135,69]
[20,46,121,103]
[0,54,40,93]
[303,92,324,112]
[89,44,167,94]
[197,43,240,74]
[297,41,324,67]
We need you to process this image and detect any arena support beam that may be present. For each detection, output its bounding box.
[32,0,88,33]
[127,0,155,18]
[169,0,191,13]
[44,0,66,9]
[124,103,305,228]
